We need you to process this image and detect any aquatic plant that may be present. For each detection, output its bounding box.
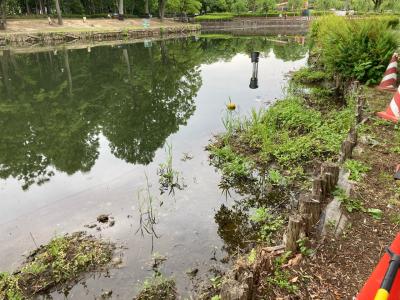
[137,173,160,252]
[136,275,176,300]
[157,142,184,195]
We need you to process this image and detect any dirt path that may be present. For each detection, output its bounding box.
[287,87,400,299]
[0,18,189,34]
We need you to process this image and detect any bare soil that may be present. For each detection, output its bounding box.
[280,87,400,299]
[0,18,189,34]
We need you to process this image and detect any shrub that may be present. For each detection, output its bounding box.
[194,13,233,21]
[309,16,398,85]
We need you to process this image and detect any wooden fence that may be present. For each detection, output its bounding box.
[285,81,364,252]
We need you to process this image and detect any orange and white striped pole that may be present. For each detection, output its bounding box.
[377,53,398,92]
[377,85,400,123]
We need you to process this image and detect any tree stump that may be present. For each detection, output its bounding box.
[285,214,304,252]
[312,176,323,202]
[356,95,365,124]
[348,126,357,145]
[339,139,353,163]
[321,163,339,194]
[299,198,321,233]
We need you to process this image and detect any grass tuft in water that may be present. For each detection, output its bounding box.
[135,275,176,300]
[0,232,114,299]
[158,142,185,195]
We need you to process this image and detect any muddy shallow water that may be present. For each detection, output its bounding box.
[0,34,307,299]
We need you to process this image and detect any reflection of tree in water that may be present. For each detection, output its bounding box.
[0,36,307,190]
[272,42,308,61]
[214,203,256,254]
[214,182,292,254]
[0,40,202,190]
[102,41,201,164]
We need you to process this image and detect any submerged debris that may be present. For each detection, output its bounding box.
[0,232,115,299]
[97,214,109,223]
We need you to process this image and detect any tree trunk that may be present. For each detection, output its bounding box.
[55,0,62,25]
[26,0,31,14]
[373,0,382,10]
[46,0,51,15]
[144,0,149,15]
[118,0,123,15]
[158,0,166,20]
[0,0,6,30]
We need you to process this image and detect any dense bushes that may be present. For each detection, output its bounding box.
[194,11,303,21]
[309,16,399,85]
[194,13,234,21]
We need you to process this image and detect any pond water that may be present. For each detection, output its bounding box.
[0,34,307,299]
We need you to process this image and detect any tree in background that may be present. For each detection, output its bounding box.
[118,0,124,16]
[287,0,304,10]
[350,0,372,11]
[230,0,247,13]
[256,0,276,13]
[159,0,166,18]
[55,0,63,25]
[379,0,399,10]
[371,0,382,10]
[314,0,343,10]
[167,0,201,18]
[200,0,227,12]
[0,0,6,30]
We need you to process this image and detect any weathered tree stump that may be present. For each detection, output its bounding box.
[348,126,357,145]
[339,139,353,163]
[312,175,323,202]
[321,163,339,194]
[285,214,304,252]
[299,197,321,232]
[356,95,365,124]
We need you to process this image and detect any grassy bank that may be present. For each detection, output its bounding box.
[0,232,114,299]
[205,15,400,299]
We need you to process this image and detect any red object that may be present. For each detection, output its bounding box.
[357,234,400,299]
[377,53,398,92]
[377,85,400,123]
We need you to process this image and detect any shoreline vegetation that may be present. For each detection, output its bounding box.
[202,15,400,299]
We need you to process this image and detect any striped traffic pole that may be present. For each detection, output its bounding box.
[377,85,400,123]
[377,53,398,92]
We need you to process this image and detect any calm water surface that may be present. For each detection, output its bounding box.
[0,35,307,299]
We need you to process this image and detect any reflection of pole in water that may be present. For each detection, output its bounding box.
[249,52,260,90]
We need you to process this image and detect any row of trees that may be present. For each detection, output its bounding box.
[0,0,399,29]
